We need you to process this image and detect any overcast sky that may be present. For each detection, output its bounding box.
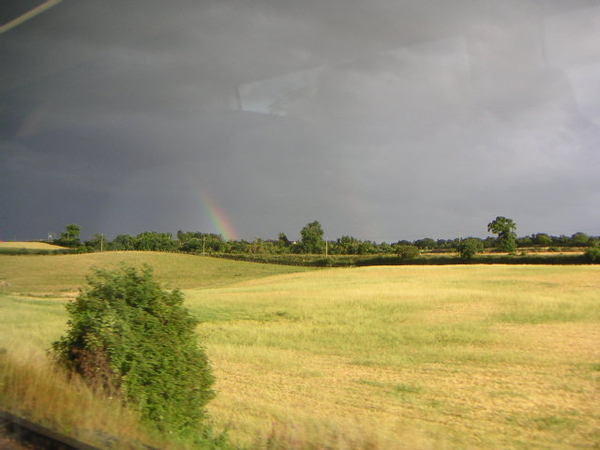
[1,0,599,242]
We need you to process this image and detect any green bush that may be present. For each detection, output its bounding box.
[396,245,420,260]
[584,247,600,263]
[52,265,214,435]
[457,238,484,260]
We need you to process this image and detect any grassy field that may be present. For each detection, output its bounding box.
[0,251,314,295]
[0,241,67,250]
[1,253,598,448]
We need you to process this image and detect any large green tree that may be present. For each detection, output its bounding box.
[300,220,325,254]
[487,216,517,253]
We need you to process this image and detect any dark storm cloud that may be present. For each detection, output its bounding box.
[1,0,599,241]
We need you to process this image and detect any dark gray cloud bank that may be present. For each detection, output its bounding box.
[1,0,599,241]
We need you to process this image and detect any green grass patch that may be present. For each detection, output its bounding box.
[0,251,314,294]
[495,299,600,324]
[393,383,423,394]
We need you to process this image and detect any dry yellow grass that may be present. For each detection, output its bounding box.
[0,241,67,250]
[187,265,600,448]
[0,347,178,449]
[1,259,599,448]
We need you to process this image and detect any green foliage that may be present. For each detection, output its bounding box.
[55,224,82,248]
[52,265,214,435]
[178,232,226,253]
[277,232,291,249]
[396,245,420,260]
[215,252,591,267]
[300,221,325,254]
[135,232,179,251]
[413,238,436,249]
[532,233,552,246]
[487,216,517,252]
[84,233,106,252]
[571,232,590,246]
[584,247,600,263]
[334,236,362,255]
[108,234,137,250]
[180,237,204,253]
[457,238,484,260]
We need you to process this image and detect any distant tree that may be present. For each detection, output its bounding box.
[55,224,81,247]
[532,233,552,246]
[300,221,325,254]
[336,235,361,254]
[180,238,204,253]
[516,236,533,247]
[457,238,484,260]
[249,238,266,254]
[482,237,496,248]
[436,239,451,249]
[177,233,225,254]
[413,238,436,250]
[277,232,291,248]
[396,245,420,260]
[176,230,196,244]
[358,240,377,255]
[571,232,590,246]
[84,233,106,251]
[227,240,248,253]
[203,234,226,252]
[584,247,600,263]
[487,216,517,253]
[135,232,178,251]
[552,235,570,246]
[378,242,394,254]
[109,234,136,250]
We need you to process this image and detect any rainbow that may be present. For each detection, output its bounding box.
[200,192,238,241]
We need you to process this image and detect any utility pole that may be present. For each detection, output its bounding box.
[202,236,206,255]
[100,233,104,252]
[325,240,328,257]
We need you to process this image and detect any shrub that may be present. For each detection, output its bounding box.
[457,238,484,260]
[52,265,214,435]
[397,245,420,260]
[584,247,600,263]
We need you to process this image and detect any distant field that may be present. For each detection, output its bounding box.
[0,254,598,448]
[0,251,314,295]
[0,241,67,250]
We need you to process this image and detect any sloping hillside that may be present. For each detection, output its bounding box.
[0,251,314,295]
[0,241,68,250]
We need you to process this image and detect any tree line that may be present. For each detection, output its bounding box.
[53,218,599,259]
